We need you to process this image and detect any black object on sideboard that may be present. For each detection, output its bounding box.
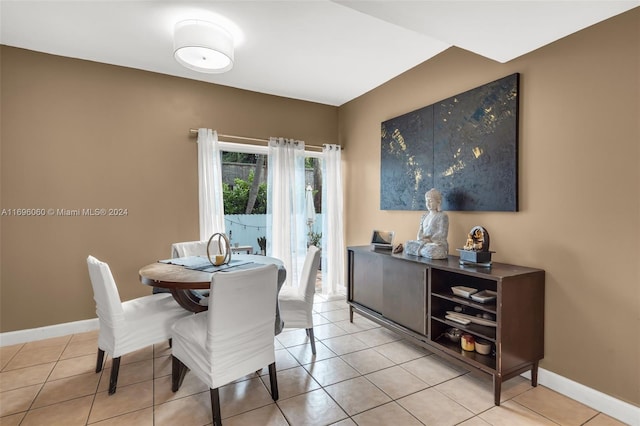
[347,246,545,405]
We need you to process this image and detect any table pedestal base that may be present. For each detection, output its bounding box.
[170,289,207,313]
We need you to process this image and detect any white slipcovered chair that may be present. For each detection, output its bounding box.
[171,264,279,425]
[87,255,191,394]
[171,240,214,258]
[277,245,321,354]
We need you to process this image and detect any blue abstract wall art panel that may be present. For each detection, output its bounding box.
[380,73,519,211]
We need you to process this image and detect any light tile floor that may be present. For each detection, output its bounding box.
[0,295,627,426]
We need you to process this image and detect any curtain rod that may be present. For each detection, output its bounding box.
[188,128,340,151]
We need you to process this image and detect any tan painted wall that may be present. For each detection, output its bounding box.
[339,10,639,405]
[0,46,337,332]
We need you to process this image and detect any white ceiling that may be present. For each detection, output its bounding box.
[1,1,638,106]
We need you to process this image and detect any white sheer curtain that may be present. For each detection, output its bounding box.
[198,129,225,241]
[322,144,345,297]
[266,137,307,288]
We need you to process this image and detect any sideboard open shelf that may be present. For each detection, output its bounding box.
[347,246,545,405]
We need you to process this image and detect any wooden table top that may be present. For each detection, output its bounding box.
[139,254,286,290]
[139,262,212,289]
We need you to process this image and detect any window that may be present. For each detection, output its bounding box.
[219,141,323,255]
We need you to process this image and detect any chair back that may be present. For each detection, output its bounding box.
[171,240,213,258]
[206,264,278,385]
[298,246,321,303]
[87,256,125,350]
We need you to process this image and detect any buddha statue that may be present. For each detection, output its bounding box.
[405,188,449,259]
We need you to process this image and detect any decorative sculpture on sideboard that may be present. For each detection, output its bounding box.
[457,226,494,266]
[405,188,449,259]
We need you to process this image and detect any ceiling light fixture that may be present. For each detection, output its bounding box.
[173,19,234,73]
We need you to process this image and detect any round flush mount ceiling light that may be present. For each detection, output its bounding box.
[173,19,234,73]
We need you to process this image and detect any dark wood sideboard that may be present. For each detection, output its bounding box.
[347,246,545,405]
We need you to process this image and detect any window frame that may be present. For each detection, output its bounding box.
[218,140,324,159]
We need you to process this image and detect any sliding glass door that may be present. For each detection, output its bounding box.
[219,142,323,264]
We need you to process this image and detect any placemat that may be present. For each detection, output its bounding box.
[159,256,253,272]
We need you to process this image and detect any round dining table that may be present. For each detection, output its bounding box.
[139,254,286,334]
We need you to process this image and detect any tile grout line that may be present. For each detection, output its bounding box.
[281,310,422,424]
[24,336,73,416]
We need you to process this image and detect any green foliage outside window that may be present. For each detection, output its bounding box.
[223,170,267,214]
[308,231,322,248]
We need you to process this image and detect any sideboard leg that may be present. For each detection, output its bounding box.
[531,361,539,387]
[493,374,502,406]
[349,306,354,323]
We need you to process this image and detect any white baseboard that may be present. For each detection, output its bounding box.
[318,293,347,302]
[0,318,99,347]
[1,319,637,425]
[315,285,347,302]
[521,369,639,426]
